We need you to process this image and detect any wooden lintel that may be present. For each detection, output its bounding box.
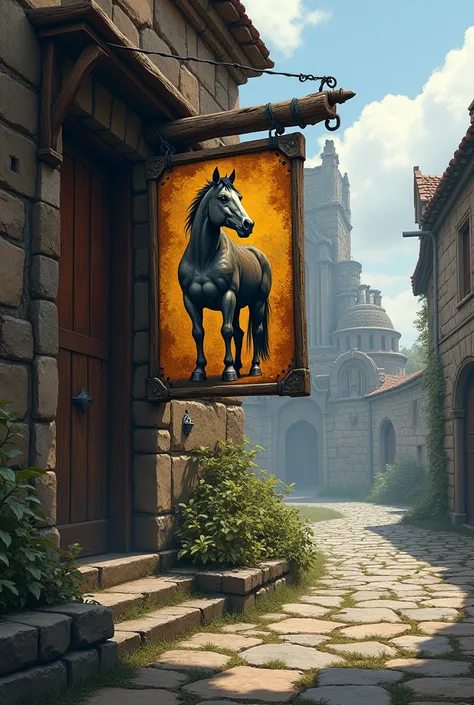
[51,44,106,144]
[147,89,356,146]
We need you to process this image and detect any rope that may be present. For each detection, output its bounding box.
[265,103,285,148]
[105,42,337,91]
[290,98,307,129]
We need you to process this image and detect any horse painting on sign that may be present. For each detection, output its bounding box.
[178,166,272,383]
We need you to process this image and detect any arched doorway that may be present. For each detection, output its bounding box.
[285,420,319,489]
[465,369,474,523]
[380,420,396,472]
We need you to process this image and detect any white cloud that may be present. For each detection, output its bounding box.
[242,1,331,56]
[381,289,421,347]
[307,27,474,344]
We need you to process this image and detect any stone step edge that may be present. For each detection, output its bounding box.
[77,549,178,593]
[166,559,291,595]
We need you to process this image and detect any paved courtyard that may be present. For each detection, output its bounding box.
[86,503,474,705]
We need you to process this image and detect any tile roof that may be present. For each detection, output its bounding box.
[412,122,474,295]
[365,370,424,398]
[211,0,274,69]
[414,168,442,203]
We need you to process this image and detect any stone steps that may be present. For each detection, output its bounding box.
[76,550,178,592]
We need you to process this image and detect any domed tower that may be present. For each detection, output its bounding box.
[331,285,407,375]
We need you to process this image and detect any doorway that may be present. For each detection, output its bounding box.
[380,419,396,472]
[465,370,474,523]
[56,135,132,556]
[285,420,319,489]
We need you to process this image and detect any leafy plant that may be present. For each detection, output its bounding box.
[176,439,317,574]
[366,455,427,506]
[0,401,83,612]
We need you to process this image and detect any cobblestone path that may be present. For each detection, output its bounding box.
[86,503,474,705]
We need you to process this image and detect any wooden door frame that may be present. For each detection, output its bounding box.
[61,120,133,553]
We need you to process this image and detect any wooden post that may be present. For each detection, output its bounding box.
[146,89,356,146]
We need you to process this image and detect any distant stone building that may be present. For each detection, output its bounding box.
[245,140,427,491]
[412,101,474,524]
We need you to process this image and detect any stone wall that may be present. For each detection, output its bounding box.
[0,0,246,552]
[369,376,428,475]
[325,398,370,487]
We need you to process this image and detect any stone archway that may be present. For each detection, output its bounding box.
[285,420,319,489]
[453,359,474,524]
[380,419,396,472]
[274,400,324,487]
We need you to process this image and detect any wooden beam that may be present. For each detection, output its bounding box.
[148,89,355,146]
[51,44,105,145]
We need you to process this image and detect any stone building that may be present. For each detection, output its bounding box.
[0,0,275,557]
[245,140,428,491]
[412,101,474,524]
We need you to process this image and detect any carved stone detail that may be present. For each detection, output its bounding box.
[278,133,303,159]
[146,157,166,181]
[279,368,311,397]
[146,377,170,401]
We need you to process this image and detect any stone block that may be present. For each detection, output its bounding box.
[179,66,199,110]
[171,455,199,504]
[112,4,139,44]
[134,247,149,277]
[133,400,170,428]
[133,331,149,363]
[34,471,57,525]
[153,0,186,54]
[199,85,221,117]
[195,571,223,593]
[133,364,148,399]
[39,526,60,547]
[125,111,142,152]
[0,315,33,360]
[134,281,149,330]
[0,362,28,416]
[97,640,119,670]
[134,428,170,453]
[62,649,99,684]
[134,513,173,551]
[229,594,256,613]
[37,163,60,208]
[69,75,93,118]
[170,400,226,451]
[215,80,229,111]
[32,421,56,469]
[30,301,59,355]
[0,190,25,240]
[31,256,59,301]
[181,597,226,625]
[0,71,37,136]
[118,0,152,26]
[133,222,148,249]
[0,661,66,705]
[0,621,37,676]
[196,38,216,92]
[222,568,263,596]
[158,549,179,570]
[32,202,60,259]
[133,163,147,194]
[39,604,114,649]
[134,453,172,513]
[226,405,245,444]
[116,606,201,642]
[109,99,127,143]
[33,356,58,420]
[140,29,179,86]
[83,553,160,589]
[5,611,71,663]
[133,193,148,223]
[77,566,99,593]
[107,631,140,658]
[0,0,41,86]
[0,237,24,306]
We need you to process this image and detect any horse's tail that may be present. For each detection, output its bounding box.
[247,297,271,361]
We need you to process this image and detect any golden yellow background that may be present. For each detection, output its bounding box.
[157,149,295,386]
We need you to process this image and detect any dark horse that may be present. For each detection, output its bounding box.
[178,166,272,383]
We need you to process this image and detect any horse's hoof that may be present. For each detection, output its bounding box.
[222,367,238,382]
[249,365,262,377]
[190,370,206,382]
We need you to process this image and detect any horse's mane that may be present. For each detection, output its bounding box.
[185,177,236,234]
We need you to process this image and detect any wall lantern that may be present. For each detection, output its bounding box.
[182,410,194,436]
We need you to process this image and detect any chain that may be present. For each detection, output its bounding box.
[105,43,337,91]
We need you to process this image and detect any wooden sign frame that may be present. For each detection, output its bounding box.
[146,133,310,402]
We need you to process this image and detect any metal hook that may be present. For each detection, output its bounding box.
[325,114,341,132]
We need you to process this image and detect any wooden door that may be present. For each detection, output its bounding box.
[56,139,111,556]
[466,374,474,523]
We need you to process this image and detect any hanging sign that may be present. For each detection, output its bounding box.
[146,134,310,401]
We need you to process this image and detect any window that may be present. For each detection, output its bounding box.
[416,445,425,467]
[459,218,471,299]
[412,399,419,428]
[369,335,374,350]
[391,337,396,351]
[357,335,362,350]
[341,368,351,397]
[340,367,367,398]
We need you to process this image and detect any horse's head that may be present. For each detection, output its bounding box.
[208,167,254,238]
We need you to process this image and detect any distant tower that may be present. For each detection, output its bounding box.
[321,139,340,203]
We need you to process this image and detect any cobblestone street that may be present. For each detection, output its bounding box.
[81,502,474,704]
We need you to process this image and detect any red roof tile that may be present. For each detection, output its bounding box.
[365,370,423,398]
[414,168,442,204]
[211,0,274,70]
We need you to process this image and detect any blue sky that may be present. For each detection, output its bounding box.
[239,1,474,345]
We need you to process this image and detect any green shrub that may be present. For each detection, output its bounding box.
[0,401,83,612]
[366,455,427,506]
[176,440,318,574]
